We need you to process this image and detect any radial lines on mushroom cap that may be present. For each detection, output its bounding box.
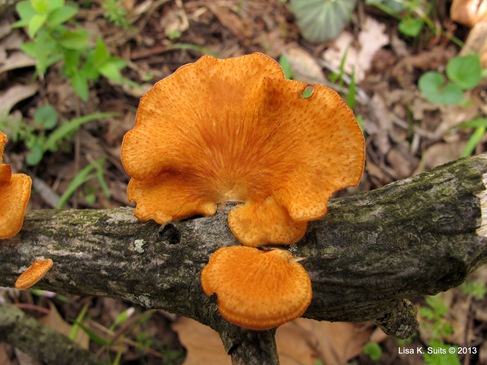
[121,52,365,246]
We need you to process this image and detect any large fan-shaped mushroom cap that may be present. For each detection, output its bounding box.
[121,53,365,246]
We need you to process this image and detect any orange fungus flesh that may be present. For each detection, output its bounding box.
[15,258,53,290]
[201,246,312,330]
[0,132,32,239]
[121,53,365,246]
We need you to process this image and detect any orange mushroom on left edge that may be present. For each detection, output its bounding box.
[0,131,32,239]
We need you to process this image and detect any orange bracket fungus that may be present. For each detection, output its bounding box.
[15,259,54,290]
[201,246,312,330]
[121,52,365,247]
[0,132,32,239]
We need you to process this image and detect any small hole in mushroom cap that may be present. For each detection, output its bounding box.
[159,223,181,244]
[300,85,314,99]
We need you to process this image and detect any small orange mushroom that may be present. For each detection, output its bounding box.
[0,132,32,239]
[15,258,53,290]
[121,52,365,246]
[201,246,312,330]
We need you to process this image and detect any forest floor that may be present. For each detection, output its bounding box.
[1,0,487,364]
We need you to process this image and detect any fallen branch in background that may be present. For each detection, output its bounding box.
[0,153,487,365]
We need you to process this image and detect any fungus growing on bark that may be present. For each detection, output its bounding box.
[201,246,312,330]
[0,132,32,239]
[121,52,364,246]
[15,259,53,290]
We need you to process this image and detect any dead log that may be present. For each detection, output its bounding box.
[1,153,487,365]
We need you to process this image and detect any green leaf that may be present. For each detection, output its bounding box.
[462,126,485,157]
[72,320,110,346]
[69,303,89,341]
[346,67,356,109]
[56,158,108,209]
[31,0,49,14]
[363,342,382,361]
[424,340,461,365]
[365,0,405,13]
[446,54,482,90]
[63,49,81,75]
[28,14,47,38]
[15,1,36,23]
[48,0,65,11]
[110,307,133,330]
[70,73,89,101]
[93,38,110,66]
[58,31,88,50]
[279,54,294,80]
[26,143,44,166]
[34,104,58,129]
[47,5,78,27]
[44,112,117,152]
[82,60,100,81]
[398,17,424,37]
[20,42,36,58]
[418,71,463,105]
[457,118,487,129]
[94,159,111,198]
[98,61,122,82]
[290,0,357,42]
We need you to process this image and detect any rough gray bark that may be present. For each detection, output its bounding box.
[1,153,487,364]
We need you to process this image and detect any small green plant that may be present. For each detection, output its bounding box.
[418,54,483,106]
[363,342,382,361]
[0,108,116,166]
[328,48,358,109]
[366,0,433,38]
[460,279,487,300]
[56,157,111,209]
[420,295,454,339]
[279,54,294,80]
[420,295,461,365]
[102,0,131,29]
[14,0,126,101]
[455,118,487,157]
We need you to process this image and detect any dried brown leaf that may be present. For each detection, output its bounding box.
[38,302,90,350]
[0,52,36,75]
[173,317,373,365]
[322,17,388,82]
[418,142,467,173]
[284,46,326,84]
[172,317,231,365]
[0,84,38,114]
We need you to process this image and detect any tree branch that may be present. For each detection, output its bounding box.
[1,153,487,364]
[0,302,98,365]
